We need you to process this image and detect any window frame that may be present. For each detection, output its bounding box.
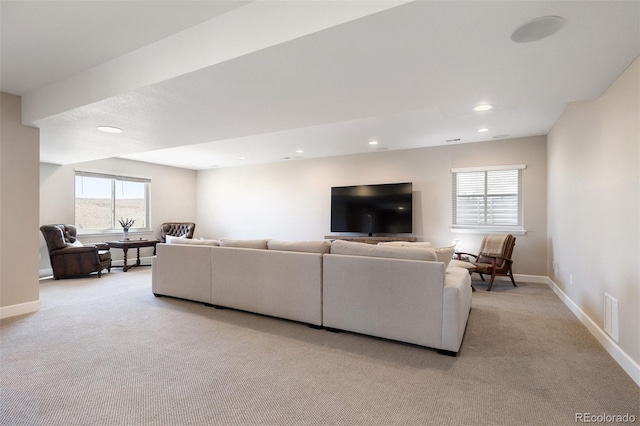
[74,170,151,236]
[450,164,526,235]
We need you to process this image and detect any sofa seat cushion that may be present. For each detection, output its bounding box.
[268,239,331,254]
[449,259,476,271]
[330,239,437,261]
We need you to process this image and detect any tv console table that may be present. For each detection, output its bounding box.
[324,236,417,245]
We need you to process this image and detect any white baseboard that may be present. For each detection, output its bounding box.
[0,299,41,319]
[480,274,548,284]
[483,274,639,386]
[546,277,640,387]
[39,268,53,278]
[513,274,548,284]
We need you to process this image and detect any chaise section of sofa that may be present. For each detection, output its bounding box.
[322,240,472,354]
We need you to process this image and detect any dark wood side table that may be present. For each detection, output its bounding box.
[106,239,160,272]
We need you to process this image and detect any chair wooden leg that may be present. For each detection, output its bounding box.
[509,270,517,287]
[486,272,497,291]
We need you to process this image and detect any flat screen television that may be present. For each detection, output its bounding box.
[331,182,413,235]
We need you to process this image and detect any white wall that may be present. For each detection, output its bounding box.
[40,158,197,269]
[1,92,40,316]
[547,57,640,368]
[197,136,547,275]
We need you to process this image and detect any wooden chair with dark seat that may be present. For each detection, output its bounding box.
[455,234,516,291]
[40,224,112,279]
[160,222,196,243]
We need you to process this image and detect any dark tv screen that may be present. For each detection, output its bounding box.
[331,182,413,235]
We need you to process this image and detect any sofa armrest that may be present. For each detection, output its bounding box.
[441,267,472,352]
[153,243,213,304]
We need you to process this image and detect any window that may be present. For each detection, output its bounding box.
[451,165,525,231]
[75,171,150,233]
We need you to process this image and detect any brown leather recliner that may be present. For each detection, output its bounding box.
[40,224,112,279]
[160,222,196,243]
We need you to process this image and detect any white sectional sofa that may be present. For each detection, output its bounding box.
[151,238,472,355]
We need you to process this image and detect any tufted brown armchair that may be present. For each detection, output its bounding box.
[160,222,196,243]
[40,224,112,279]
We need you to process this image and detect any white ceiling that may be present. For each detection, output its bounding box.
[2,1,639,170]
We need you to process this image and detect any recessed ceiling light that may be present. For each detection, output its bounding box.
[296,149,304,154]
[369,140,378,145]
[478,128,489,133]
[474,104,493,112]
[97,126,122,133]
[238,156,246,160]
[511,16,564,43]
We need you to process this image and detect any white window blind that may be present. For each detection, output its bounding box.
[452,165,524,230]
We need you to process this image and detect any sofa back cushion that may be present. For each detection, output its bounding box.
[330,239,437,261]
[219,238,270,249]
[377,241,454,268]
[267,239,331,254]
[166,235,219,246]
[434,245,455,269]
[377,241,432,248]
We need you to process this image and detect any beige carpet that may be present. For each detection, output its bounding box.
[1,268,638,426]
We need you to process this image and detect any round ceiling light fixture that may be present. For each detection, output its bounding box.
[97,125,122,133]
[474,104,493,112]
[511,16,564,43]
